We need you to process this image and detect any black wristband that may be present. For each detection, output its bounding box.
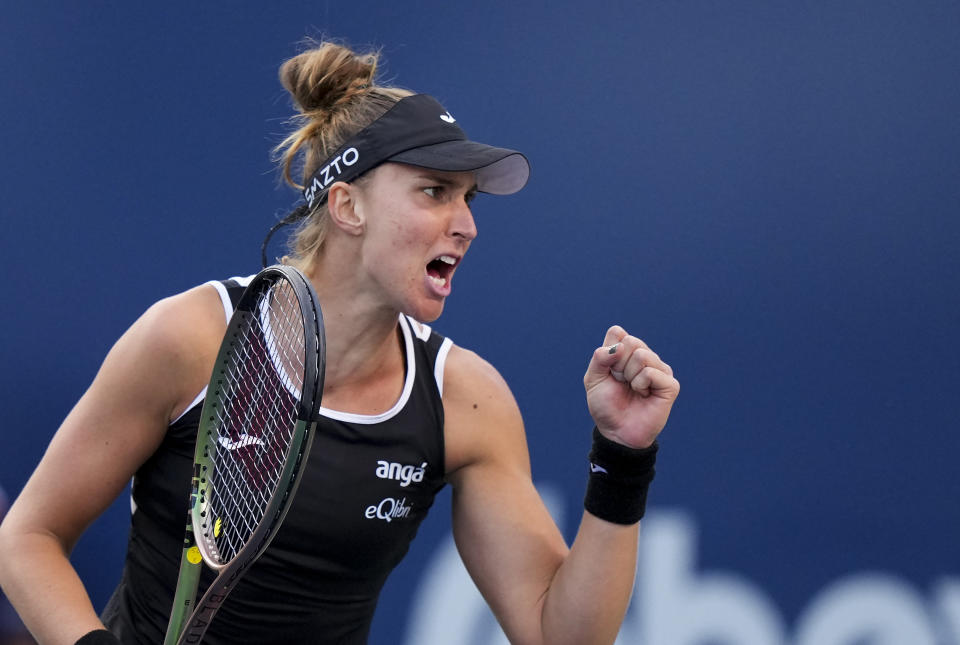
[584,427,658,525]
[75,629,121,645]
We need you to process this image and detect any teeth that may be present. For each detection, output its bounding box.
[428,275,447,287]
[437,255,456,265]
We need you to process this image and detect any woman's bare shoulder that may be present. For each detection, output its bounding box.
[441,344,529,477]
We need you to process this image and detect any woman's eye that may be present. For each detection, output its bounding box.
[423,186,441,198]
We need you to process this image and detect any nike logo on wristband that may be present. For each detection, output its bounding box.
[590,462,609,474]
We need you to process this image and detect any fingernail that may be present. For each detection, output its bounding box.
[608,343,620,354]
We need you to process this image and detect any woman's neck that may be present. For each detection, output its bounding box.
[302,254,406,395]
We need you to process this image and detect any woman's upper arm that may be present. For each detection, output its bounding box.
[2,284,224,550]
[444,346,569,644]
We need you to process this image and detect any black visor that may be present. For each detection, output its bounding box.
[301,94,530,208]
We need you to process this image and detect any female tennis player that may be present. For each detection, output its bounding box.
[0,41,679,645]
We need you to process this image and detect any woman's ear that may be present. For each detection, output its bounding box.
[327,182,365,236]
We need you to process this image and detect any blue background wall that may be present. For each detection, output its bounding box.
[2,2,958,643]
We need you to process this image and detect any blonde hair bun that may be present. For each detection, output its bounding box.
[279,42,379,116]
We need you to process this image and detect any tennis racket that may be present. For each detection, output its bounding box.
[163,265,325,645]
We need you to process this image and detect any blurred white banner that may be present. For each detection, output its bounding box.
[405,487,959,645]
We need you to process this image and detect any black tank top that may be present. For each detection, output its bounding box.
[102,278,451,644]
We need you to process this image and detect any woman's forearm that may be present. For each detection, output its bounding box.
[540,511,640,645]
[0,530,106,645]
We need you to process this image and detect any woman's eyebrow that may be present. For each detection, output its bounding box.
[414,173,477,191]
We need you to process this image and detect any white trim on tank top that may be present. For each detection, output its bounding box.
[316,315,418,424]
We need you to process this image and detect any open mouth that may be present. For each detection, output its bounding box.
[426,254,459,288]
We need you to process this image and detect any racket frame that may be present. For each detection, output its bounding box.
[164,265,324,645]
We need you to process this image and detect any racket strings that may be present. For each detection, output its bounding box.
[203,279,307,564]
